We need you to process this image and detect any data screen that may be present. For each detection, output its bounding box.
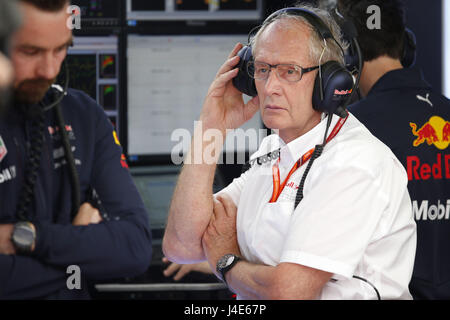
[127,34,262,159]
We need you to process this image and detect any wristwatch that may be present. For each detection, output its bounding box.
[11,221,36,254]
[216,254,241,285]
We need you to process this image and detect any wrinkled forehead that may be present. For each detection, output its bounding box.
[253,18,314,66]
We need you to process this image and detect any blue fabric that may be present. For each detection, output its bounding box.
[349,67,450,299]
[0,89,152,299]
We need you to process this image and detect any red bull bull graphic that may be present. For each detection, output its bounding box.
[410,116,450,150]
[0,135,7,163]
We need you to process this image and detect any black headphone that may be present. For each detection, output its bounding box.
[232,7,355,118]
[401,27,417,68]
[334,6,417,71]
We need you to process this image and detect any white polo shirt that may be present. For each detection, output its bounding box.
[218,113,417,300]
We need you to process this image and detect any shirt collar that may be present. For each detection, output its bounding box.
[367,66,431,96]
[279,114,339,168]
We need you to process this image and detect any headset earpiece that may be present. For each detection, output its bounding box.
[232,45,257,97]
[312,61,353,117]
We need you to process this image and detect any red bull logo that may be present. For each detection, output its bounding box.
[410,116,450,150]
[120,154,129,169]
[334,89,352,95]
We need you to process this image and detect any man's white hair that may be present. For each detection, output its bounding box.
[250,3,347,66]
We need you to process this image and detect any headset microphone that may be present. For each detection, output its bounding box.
[16,58,80,222]
[43,59,69,112]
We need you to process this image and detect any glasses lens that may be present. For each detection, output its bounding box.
[247,62,303,82]
[249,61,271,80]
[278,65,301,82]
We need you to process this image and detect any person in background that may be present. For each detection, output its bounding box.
[0,0,152,299]
[0,0,21,115]
[338,0,450,299]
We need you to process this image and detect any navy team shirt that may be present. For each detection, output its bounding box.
[0,89,152,299]
[349,67,450,299]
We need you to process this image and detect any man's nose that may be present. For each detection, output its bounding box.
[35,53,60,80]
[263,68,283,96]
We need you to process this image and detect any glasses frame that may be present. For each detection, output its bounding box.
[247,60,319,83]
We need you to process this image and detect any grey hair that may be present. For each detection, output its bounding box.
[250,3,347,66]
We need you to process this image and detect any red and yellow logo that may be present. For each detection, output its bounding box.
[113,130,121,146]
[112,130,129,169]
[410,116,450,150]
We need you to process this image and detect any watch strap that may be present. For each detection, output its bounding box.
[220,255,241,286]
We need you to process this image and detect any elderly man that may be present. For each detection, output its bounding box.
[163,4,416,300]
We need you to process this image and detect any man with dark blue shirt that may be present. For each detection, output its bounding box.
[0,0,152,299]
[338,0,450,299]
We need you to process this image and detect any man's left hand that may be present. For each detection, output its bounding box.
[0,224,15,255]
[202,194,240,278]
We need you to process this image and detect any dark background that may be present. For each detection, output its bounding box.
[72,0,445,184]
[264,0,443,92]
[68,0,446,298]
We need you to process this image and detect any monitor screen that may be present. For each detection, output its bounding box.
[74,0,121,28]
[131,165,180,233]
[126,34,262,163]
[126,0,262,21]
[65,36,121,133]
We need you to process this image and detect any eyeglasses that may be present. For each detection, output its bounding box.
[247,61,319,83]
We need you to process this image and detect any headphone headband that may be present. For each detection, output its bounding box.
[264,8,334,41]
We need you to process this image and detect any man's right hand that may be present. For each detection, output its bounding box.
[199,43,260,133]
[72,202,103,226]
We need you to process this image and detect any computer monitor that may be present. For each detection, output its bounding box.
[74,0,122,28]
[130,165,180,239]
[126,34,262,164]
[65,35,121,133]
[126,0,262,22]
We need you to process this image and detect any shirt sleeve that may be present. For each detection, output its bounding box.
[279,157,407,279]
[32,99,152,281]
[0,255,67,299]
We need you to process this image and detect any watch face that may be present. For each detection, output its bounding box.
[217,254,235,271]
[13,227,34,246]
[12,222,35,253]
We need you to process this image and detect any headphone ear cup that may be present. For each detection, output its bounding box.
[402,28,417,68]
[312,61,354,116]
[232,45,258,97]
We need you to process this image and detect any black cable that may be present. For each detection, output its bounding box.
[293,144,323,209]
[15,105,45,221]
[352,275,381,300]
[15,60,77,222]
[293,114,333,210]
[54,99,80,218]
